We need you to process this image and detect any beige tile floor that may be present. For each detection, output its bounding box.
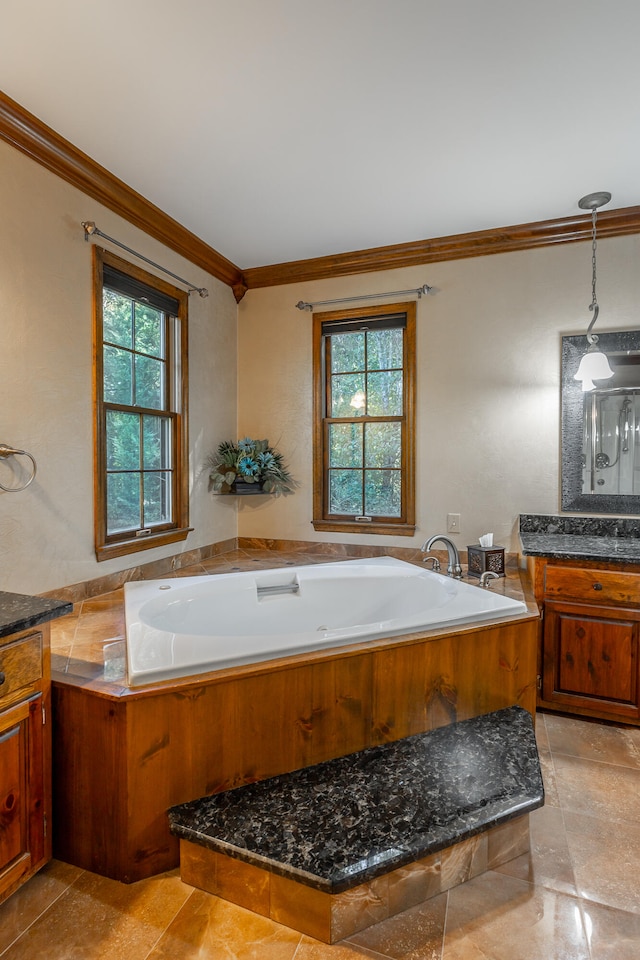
[2,712,640,959]
[3,552,640,958]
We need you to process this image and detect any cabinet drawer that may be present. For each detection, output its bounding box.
[0,633,43,707]
[544,567,640,607]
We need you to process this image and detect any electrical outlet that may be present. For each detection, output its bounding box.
[447,513,461,533]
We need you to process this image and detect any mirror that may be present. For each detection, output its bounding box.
[562,330,640,513]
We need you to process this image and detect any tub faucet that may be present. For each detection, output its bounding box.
[479,570,499,589]
[421,535,463,579]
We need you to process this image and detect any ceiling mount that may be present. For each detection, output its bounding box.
[578,191,612,211]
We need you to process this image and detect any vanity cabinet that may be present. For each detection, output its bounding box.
[0,625,51,905]
[533,558,640,723]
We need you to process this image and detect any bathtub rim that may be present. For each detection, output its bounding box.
[123,556,534,689]
[53,595,540,700]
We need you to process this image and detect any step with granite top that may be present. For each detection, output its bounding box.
[168,705,544,944]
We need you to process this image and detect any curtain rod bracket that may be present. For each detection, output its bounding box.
[81,221,209,297]
[295,283,434,312]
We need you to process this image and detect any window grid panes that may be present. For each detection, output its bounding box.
[95,249,189,561]
[101,265,177,541]
[105,408,173,534]
[324,320,407,522]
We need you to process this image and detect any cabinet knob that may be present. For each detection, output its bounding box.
[0,671,5,685]
[593,582,603,591]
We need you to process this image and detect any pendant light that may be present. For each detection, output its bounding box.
[573,191,615,391]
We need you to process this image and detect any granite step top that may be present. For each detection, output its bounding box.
[168,705,544,895]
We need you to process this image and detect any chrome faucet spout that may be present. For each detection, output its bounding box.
[479,571,499,589]
[421,535,463,579]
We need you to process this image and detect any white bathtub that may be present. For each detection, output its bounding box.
[124,557,528,686]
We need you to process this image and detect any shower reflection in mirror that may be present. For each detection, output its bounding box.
[562,330,640,514]
[583,384,640,495]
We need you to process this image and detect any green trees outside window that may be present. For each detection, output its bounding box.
[93,248,189,561]
[102,290,171,534]
[328,327,403,517]
[313,303,416,536]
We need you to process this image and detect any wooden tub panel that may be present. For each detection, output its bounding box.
[52,616,538,882]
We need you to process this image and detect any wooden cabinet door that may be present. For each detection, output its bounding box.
[0,694,46,904]
[542,601,640,722]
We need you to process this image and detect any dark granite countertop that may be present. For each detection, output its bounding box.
[519,514,640,564]
[519,532,640,563]
[0,591,72,639]
[168,705,544,894]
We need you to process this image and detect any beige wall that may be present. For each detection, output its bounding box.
[0,140,238,594]
[237,233,640,553]
[3,133,639,596]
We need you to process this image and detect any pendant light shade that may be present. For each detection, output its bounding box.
[573,347,614,391]
[573,192,614,392]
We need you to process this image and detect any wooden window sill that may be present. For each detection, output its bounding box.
[312,520,416,537]
[96,527,192,562]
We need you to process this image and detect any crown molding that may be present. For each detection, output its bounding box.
[242,205,640,290]
[0,90,244,293]
[2,90,640,299]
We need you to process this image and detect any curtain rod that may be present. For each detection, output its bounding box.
[295,283,433,312]
[81,221,209,297]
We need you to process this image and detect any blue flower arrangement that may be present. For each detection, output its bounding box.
[207,437,296,495]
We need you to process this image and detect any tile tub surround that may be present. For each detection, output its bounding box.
[41,536,521,606]
[49,546,534,686]
[168,706,543,942]
[519,513,640,563]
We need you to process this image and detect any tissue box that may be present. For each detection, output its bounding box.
[466,544,505,578]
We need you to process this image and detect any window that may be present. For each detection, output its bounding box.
[93,248,190,561]
[313,302,416,535]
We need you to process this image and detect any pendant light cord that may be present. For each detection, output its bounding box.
[587,206,600,344]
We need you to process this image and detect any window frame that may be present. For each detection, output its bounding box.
[93,247,190,561]
[312,301,416,536]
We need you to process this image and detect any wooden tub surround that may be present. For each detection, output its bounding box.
[169,706,543,943]
[50,557,539,884]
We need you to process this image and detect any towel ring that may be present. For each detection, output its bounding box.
[0,444,37,492]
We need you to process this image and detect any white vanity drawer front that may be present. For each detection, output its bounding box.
[543,566,640,607]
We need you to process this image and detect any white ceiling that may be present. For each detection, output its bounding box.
[2,1,639,270]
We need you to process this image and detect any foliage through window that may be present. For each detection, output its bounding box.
[93,248,190,560]
[313,302,416,535]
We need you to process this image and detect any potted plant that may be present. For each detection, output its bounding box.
[206,437,296,495]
